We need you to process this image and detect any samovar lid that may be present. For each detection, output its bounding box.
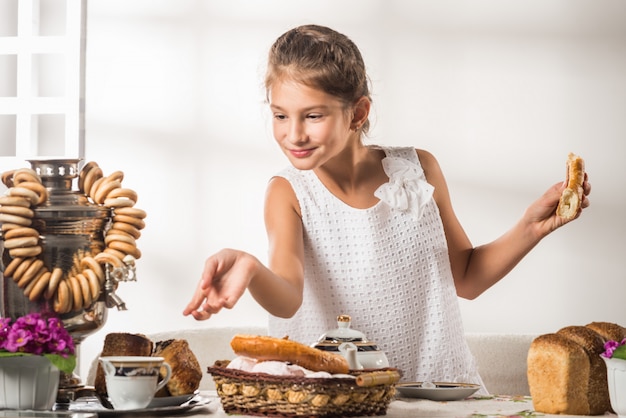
[29,159,109,221]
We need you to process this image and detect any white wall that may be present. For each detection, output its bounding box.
[3,0,626,381]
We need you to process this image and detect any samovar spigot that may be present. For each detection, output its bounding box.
[103,255,137,311]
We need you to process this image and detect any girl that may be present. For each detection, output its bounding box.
[183,24,590,391]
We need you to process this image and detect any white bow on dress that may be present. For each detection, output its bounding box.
[374,157,435,221]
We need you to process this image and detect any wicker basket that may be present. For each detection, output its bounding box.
[208,360,400,417]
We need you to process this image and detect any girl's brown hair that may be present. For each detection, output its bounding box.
[265,24,372,133]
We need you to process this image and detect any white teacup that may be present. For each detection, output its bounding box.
[99,356,171,410]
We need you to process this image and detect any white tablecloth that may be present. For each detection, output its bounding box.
[200,392,617,418]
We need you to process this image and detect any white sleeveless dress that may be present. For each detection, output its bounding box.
[269,146,485,391]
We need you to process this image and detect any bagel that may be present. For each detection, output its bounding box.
[94,179,122,205]
[75,273,92,308]
[0,205,34,218]
[113,207,147,219]
[82,268,101,300]
[108,240,141,259]
[103,247,126,260]
[106,170,124,183]
[17,181,48,205]
[80,256,105,283]
[12,168,41,185]
[105,228,138,241]
[3,257,24,278]
[112,214,145,230]
[106,187,138,202]
[45,267,64,300]
[9,246,42,258]
[0,195,31,207]
[1,170,15,187]
[89,177,106,201]
[68,275,83,311]
[54,280,71,314]
[103,198,135,208]
[0,213,33,227]
[17,259,44,289]
[83,166,103,196]
[12,257,35,281]
[95,252,124,269]
[7,187,39,206]
[109,222,141,239]
[3,226,39,240]
[1,223,23,232]
[23,268,45,297]
[3,236,39,249]
[78,161,99,192]
[104,233,136,246]
[28,270,51,302]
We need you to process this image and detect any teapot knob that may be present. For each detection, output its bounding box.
[337,314,351,329]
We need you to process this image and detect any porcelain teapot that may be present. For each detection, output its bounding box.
[313,314,389,370]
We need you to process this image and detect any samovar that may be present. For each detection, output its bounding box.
[0,159,138,405]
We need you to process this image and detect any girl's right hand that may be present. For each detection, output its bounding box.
[182,249,260,321]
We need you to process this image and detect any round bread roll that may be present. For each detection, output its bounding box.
[153,339,202,397]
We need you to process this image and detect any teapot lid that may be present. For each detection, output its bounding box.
[317,315,368,343]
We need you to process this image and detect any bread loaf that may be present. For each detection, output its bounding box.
[586,321,626,343]
[94,332,154,397]
[557,326,609,415]
[527,322,623,416]
[528,333,590,415]
[153,339,202,397]
[94,333,202,399]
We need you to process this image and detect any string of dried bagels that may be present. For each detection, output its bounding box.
[0,162,146,314]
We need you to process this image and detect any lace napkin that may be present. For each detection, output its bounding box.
[374,157,435,221]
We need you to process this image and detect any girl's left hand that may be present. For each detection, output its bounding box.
[525,173,591,236]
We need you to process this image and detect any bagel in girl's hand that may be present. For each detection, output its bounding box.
[230,334,350,374]
[556,153,585,221]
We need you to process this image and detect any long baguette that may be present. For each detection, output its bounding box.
[556,153,585,220]
[230,334,350,374]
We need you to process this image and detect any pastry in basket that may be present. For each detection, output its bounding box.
[208,334,401,417]
[230,334,350,374]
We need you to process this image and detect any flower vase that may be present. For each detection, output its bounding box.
[0,356,60,410]
[604,357,626,418]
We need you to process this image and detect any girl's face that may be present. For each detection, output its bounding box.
[269,80,354,171]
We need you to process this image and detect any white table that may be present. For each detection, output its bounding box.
[198,392,618,418]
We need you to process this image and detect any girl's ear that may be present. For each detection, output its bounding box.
[351,96,371,129]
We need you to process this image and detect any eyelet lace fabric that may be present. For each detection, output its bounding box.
[269,146,485,392]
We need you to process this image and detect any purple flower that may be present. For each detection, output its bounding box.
[602,338,626,358]
[5,328,30,352]
[0,317,12,347]
[0,312,75,356]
